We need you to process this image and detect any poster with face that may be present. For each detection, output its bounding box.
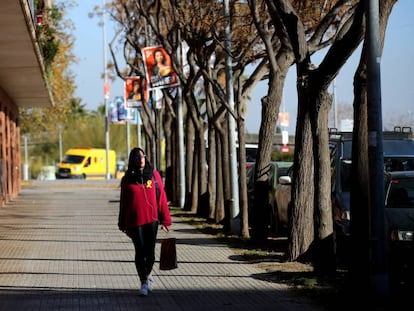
[125,77,147,108]
[142,46,179,90]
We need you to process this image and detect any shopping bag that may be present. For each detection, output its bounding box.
[160,237,178,270]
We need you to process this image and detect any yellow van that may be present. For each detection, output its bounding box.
[55,147,116,180]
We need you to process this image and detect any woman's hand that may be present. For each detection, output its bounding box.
[161,224,171,233]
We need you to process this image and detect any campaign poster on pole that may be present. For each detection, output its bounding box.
[278,112,290,127]
[142,46,178,90]
[125,77,147,108]
[113,96,134,123]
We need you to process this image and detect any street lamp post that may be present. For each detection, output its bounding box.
[136,109,142,148]
[102,0,110,180]
[366,0,389,302]
[224,0,240,234]
[58,125,63,162]
[23,135,29,181]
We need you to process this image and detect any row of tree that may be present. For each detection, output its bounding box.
[103,0,396,272]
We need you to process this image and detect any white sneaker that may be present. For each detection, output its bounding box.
[147,275,154,291]
[140,283,149,296]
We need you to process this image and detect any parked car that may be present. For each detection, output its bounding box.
[272,126,414,238]
[329,126,414,235]
[246,161,292,235]
[273,156,346,238]
[274,173,292,232]
[384,170,414,293]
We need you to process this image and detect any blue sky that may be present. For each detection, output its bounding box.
[68,1,414,134]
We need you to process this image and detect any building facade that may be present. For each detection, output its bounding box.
[0,0,53,206]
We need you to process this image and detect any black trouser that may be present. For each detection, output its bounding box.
[130,222,159,283]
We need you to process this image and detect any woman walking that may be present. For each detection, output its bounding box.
[118,147,172,296]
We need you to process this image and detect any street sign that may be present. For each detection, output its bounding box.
[281,145,289,153]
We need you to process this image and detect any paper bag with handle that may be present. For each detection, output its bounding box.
[160,237,177,270]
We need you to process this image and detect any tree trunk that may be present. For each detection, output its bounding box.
[215,130,226,223]
[197,127,209,217]
[251,67,287,244]
[349,56,371,290]
[288,90,314,261]
[184,113,195,211]
[207,124,217,220]
[286,1,366,265]
[237,117,250,238]
[221,121,232,231]
[163,100,174,203]
[310,89,336,274]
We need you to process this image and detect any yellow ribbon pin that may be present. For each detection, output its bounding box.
[146,180,152,189]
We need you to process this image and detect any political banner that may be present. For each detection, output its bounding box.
[110,96,134,124]
[125,77,148,108]
[142,46,178,90]
[278,112,290,127]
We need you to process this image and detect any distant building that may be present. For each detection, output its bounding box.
[340,119,354,132]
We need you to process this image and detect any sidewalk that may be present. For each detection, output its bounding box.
[0,180,325,311]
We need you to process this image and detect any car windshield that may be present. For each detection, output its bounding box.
[340,139,414,159]
[62,155,84,164]
[385,178,414,208]
[244,146,258,162]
